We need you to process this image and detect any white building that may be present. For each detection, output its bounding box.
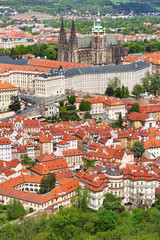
[45,102,59,118]
[34,61,151,96]
[78,165,156,210]
[123,167,156,206]
[0,138,11,161]
[79,172,109,210]
[0,80,17,111]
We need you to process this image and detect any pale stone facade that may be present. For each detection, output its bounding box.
[34,61,151,97]
[0,138,11,162]
[0,81,17,111]
[123,178,156,206]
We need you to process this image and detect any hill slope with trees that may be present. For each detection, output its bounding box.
[0,0,159,15]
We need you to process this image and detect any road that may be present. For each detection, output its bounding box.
[16,94,66,117]
[0,94,66,122]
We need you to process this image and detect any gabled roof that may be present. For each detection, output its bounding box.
[63,149,84,157]
[24,120,40,128]
[31,159,68,175]
[128,112,148,121]
[0,80,17,91]
[25,141,34,148]
[0,138,11,145]
[36,153,57,163]
[75,129,86,139]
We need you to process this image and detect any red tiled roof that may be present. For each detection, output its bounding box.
[36,153,57,163]
[63,149,84,157]
[0,80,17,91]
[24,120,40,128]
[31,159,68,175]
[0,138,11,145]
[128,112,148,121]
[28,58,92,69]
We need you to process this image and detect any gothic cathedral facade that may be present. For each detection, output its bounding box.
[58,13,128,65]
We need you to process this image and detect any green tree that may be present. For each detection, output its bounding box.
[15,44,26,56]
[150,74,160,96]
[132,84,144,98]
[114,87,122,98]
[40,172,56,194]
[20,154,32,165]
[20,154,36,168]
[105,85,114,96]
[7,199,26,220]
[121,85,130,98]
[128,103,140,114]
[132,141,145,159]
[42,45,57,60]
[118,112,123,127]
[29,208,34,213]
[105,77,121,96]
[131,208,146,225]
[9,95,20,112]
[96,209,120,232]
[60,106,67,113]
[68,95,76,105]
[141,71,152,92]
[110,77,121,89]
[71,185,90,211]
[154,194,160,206]
[84,111,92,120]
[79,100,91,111]
[113,85,130,98]
[102,193,123,211]
[59,100,64,106]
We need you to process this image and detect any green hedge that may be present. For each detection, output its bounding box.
[66,105,76,110]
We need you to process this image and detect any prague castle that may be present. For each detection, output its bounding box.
[58,12,128,65]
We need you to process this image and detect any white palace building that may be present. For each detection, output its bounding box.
[34,61,151,97]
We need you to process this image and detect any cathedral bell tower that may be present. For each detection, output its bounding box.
[68,20,78,63]
[58,17,68,62]
[91,11,107,65]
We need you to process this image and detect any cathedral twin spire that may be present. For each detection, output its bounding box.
[58,18,78,63]
[58,13,106,63]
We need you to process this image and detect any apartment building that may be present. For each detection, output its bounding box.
[122,165,156,206]
[63,149,84,169]
[0,176,79,212]
[0,138,11,161]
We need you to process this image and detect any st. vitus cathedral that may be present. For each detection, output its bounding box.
[58,12,128,65]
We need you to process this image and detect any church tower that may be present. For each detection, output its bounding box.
[68,20,78,63]
[58,17,68,62]
[91,11,107,65]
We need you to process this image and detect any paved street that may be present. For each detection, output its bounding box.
[0,94,66,122]
[16,94,66,117]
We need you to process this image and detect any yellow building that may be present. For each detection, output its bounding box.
[127,112,148,129]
